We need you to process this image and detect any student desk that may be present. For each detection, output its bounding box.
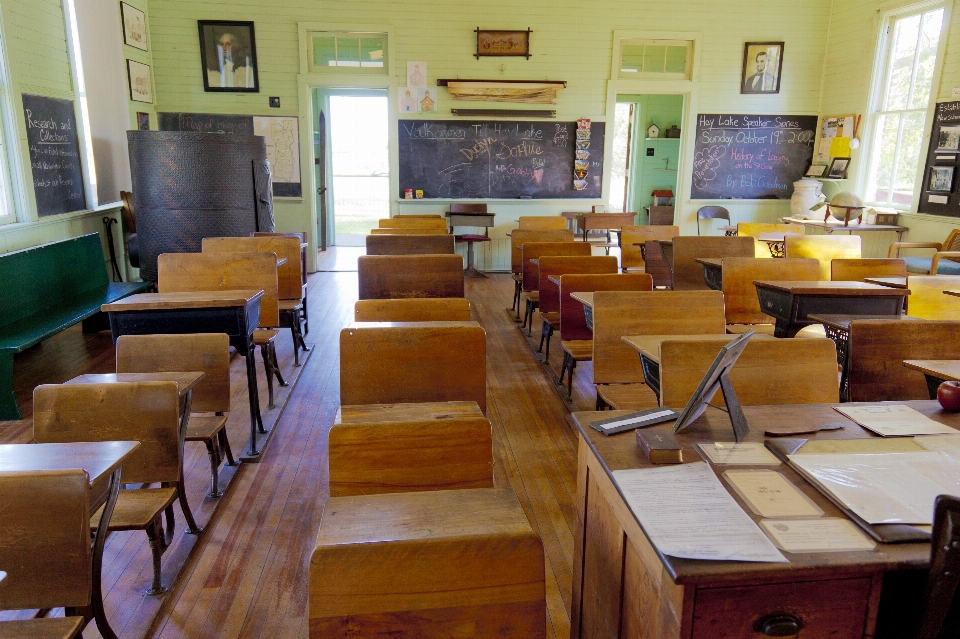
[863,276,908,289]
[694,257,723,290]
[101,290,267,459]
[64,372,203,418]
[0,440,139,639]
[575,212,636,243]
[569,402,955,639]
[753,281,909,337]
[903,359,960,399]
[570,292,594,330]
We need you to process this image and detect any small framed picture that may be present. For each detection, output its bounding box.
[936,125,960,153]
[929,165,955,192]
[136,112,150,130]
[475,28,532,59]
[741,42,783,94]
[198,20,259,92]
[120,2,147,51]
[827,157,850,179]
[805,164,827,177]
[126,60,152,103]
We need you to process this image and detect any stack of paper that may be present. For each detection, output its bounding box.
[834,405,958,437]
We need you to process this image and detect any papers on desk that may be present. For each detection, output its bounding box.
[723,470,823,518]
[759,519,876,553]
[833,404,957,437]
[789,452,960,525]
[612,462,787,563]
[697,442,781,466]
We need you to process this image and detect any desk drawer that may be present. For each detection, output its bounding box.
[692,577,874,638]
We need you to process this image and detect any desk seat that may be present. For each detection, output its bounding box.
[595,383,659,410]
[0,617,84,639]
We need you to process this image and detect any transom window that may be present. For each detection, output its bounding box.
[619,39,693,80]
[309,31,386,72]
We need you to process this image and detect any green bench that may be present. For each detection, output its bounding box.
[0,232,151,420]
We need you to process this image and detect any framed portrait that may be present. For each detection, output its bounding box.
[136,112,150,130]
[475,28,532,59]
[805,164,827,177]
[126,60,152,103]
[741,42,783,94]
[198,20,259,92]
[929,166,955,192]
[936,125,960,153]
[120,2,147,51]
[827,157,850,179]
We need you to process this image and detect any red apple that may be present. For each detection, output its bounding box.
[937,381,960,412]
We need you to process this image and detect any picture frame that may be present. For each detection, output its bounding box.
[126,60,152,103]
[120,2,148,51]
[936,125,960,153]
[136,111,150,130]
[198,20,259,92]
[475,28,531,59]
[805,164,827,177]
[827,157,850,179]
[929,165,955,192]
[741,42,783,94]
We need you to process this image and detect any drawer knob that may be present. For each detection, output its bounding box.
[754,613,803,636]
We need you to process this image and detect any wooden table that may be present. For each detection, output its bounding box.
[570,291,594,330]
[864,276,908,289]
[753,280,909,338]
[101,290,268,459]
[694,257,723,290]
[570,401,955,639]
[575,212,636,242]
[903,359,960,399]
[780,217,909,241]
[0,440,139,639]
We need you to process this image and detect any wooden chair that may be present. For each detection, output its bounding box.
[158,251,288,411]
[369,228,449,235]
[354,298,471,322]
[535,255,617,364]
[120,190,139,269]
[906,276,960,319]
[329,401,492,497]
[722,258,821,331]
[253,230,309,336]
[33,381,200,595]
[696,206,730,235]
[888,228,960,275]
[203,236,310,366]
[619,225,678,272]
[592,290,725,409]
[357,254,464,299]
[309,488,544,638]
[378,217,449,230]
[518,216,568,230]
[658,338,839,407]
[847,320,960,401]
[831,258,907,281]
[365,233,455,255]
[116,333,235,498]
[508,229,574,315]
[340,321,487,414]
[557,273,652,399]
[915,494,960,639]
[670,236,756,290]
[0,469,89,639]
[784,234,861,280]
[520,241,592,334]
[736,222,805,257]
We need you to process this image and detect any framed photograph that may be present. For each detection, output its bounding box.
[126,60,152,103]
[741,42,783,94]
[827,157,850,179]
[929,165,955,192]
[936,125,960,153]
[198,20,259,92]
[120,2,147,51]
[136,111,150,130]
[475,28,531,59]
[806,164,827,177]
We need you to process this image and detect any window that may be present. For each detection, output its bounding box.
[309,32,386,72]
[0,14,17,224]
[865,5,944,206]
[619,39,693,80]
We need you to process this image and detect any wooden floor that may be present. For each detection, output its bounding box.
[0,267,638,639]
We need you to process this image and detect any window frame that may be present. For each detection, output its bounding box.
[618,38,694,81]
[306,30,388,74]
[0,6,25,225]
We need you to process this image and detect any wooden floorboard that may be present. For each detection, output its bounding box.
[1,267,593,639]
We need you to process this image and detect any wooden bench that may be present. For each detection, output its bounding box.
[340,321,487,413]
[831,258,907,281]
[354,298,471,322]
[0,233,151,420]
[309,488,545,638]
[785,234,862,280]
[357,254,464,299]
[365,233,455,255]
[670,236,756,290]
[378,217,449,230]
[619,225,678,272]
[329,401,492,497]
[721,257,820,332]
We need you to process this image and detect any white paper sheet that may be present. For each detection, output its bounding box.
[759,518,876,552]
[833,404,957,437]
[723,470,823,518]
[696,442,781,466]
[789,451,960,524]
[612,462,787,562]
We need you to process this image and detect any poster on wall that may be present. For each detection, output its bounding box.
[22,94,86,217]
[919,101,960,216]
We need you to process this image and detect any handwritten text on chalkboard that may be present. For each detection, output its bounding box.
[23,94,86,216]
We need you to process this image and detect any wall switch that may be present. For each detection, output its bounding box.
[646,148,655,156]
[269,97,281,108]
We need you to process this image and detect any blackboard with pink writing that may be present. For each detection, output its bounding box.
[23,94,86,216]
[691,113,817,200]
[398,119,604,199]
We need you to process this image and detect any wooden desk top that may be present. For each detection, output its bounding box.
[621,334,748,364]
[903,360,960,381]
[0,441,139,484]
[945,290,960,298]
[780,217,908,233]
[863,276,908,289]
[753,280,910,296]
[717,225,737,233]
[808,314,921,331]
[757,232,788,242]
[694,257,723,268]
[102,290,264,312]
[572,400,956,583]
[64,372,205,397]
[570,292,593,309]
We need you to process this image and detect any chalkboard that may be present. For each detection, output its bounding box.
[691,113,817,200]
[22,94,86,216]
[918,101,960,217]
[398,119,604,199]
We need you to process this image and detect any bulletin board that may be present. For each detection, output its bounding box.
[918,100,960,217]
[815,115,855,165]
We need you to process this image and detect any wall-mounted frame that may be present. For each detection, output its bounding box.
[827,157,850,179]
[127,60,153,103]
[806,164,827,177]
[475,28,531,59]
[121,2,148,51]
[929,165,955,192]
[741,41,783,94]
[198,20,259,92]
[937,125,960,153]
[136,112,150,130]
